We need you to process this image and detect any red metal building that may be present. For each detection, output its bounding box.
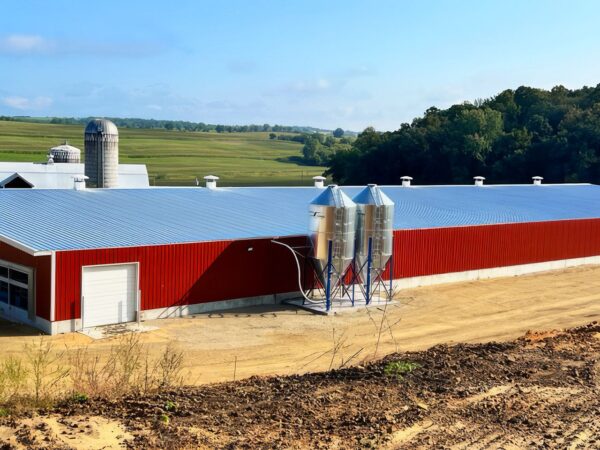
[1,184,600,334]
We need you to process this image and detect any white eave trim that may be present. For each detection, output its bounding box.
[0,235,47,256]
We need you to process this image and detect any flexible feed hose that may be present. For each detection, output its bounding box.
[271,240,325,304]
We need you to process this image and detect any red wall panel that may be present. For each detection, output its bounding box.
[54,218,600,322]
[55,236,310,321]
[386,218,600,279]
[0,243,51,320]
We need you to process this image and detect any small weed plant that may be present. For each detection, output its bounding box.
[25,339,69,407]
[164,401,177,412]
[0,332,187,414]
[159,413,170,426]
[69,333,186,398]
[71,392,89,403]
[384,360,420,380]
[0,356,28,404]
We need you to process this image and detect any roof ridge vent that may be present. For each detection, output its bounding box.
[72,175,88,191]
[312,175,326,188]
[204,175,219,189]
[401,176,413,187]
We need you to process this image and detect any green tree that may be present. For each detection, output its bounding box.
[325,83,600,185]
[302,137,321,165]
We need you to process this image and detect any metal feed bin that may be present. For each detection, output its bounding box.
[352,184,395,304]
[308,185,356,308]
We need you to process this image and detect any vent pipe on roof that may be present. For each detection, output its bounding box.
[313,176,326,188]
[204,175,219,189]
[473,176,485,187]
[47,154,54,165]
[532,176,543,185]
[400,176,413,187]
[73,175,88,191]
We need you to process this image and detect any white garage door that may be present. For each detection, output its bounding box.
[82,264,137,328]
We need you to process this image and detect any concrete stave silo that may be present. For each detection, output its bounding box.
[84,119,119,188]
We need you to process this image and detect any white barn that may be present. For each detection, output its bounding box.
[0,162,149,189]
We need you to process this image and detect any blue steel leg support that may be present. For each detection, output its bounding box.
[390,239,394,300]
[365,237,373,305]
[325,240,333,312]
[351,243,357,306]
[388,246,394,301]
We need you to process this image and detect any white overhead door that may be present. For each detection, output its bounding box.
[82,264,137,328]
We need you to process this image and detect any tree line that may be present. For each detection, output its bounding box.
[0,116,333,135]
[326,85,600,185]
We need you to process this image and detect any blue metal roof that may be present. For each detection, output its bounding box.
[1,184,600,253]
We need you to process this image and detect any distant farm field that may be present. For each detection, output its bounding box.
[0,121,326,186]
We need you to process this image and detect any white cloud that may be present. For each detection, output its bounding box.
[0,34,51,53]
[0,34,163,57]
[2,96,53,110]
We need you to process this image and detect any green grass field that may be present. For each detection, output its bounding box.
[0,121,326,186]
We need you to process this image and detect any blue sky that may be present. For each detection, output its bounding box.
[0,0,599,131]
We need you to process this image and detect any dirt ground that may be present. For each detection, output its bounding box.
[1,265,599,385]
[2,322,600,449]
[1,266,600,449]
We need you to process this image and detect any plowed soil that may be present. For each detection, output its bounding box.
[2,322,600,449]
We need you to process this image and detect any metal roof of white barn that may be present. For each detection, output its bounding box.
[0,162,149,189]
[1,184,600,254]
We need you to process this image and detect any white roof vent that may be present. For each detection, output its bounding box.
[72,175,89,191]
[47,154,54,165]
[400,176,413,187]
[312,175,326,188]
[473,176,485,186]
[532,176,543,185]
[204,175,219,189]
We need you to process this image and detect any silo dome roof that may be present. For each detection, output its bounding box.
[85,118,118,135]
[50,141,81,153]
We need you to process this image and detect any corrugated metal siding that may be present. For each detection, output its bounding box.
[55,236,309,321]
[0,242,51,320]
[388,218,600,279]
[53,218,600,322]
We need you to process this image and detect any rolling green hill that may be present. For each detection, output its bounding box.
[0,121,326,186]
